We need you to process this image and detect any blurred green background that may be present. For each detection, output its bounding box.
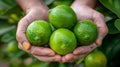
[0,0,120,67]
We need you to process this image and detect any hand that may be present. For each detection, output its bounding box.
[62,2,108,62]
[16,5,61,62]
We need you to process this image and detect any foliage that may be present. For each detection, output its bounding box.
[0,0,120,67]
[99,0,120,18]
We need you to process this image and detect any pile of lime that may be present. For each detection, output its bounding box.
[26,5,98,55]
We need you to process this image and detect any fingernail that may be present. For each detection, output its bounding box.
[23,42,31,50]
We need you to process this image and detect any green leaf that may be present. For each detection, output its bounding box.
[0,1,10,10]
[43,0,55,5]
[49,62,59,67]
[96,5,117,22]
[1,0,16,6]
[114,19,120,31]
[0,15,9,20]
[39,62,50,67]
[99,0,120,18]
[75,57,84,65]
[0,21,16,36]
[0,25,16,36]
[106,19,120,34]
[0,0,17,14]
[26,61,50,67]
[1,30,16,43]
[100,35,120,60]
[4,5,23,15]
[10,50,25,60]
[59,63,66,67]
[96,4,117,19]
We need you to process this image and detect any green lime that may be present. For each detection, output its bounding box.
[8,14,19,24]
[26,20,52,46]
[49,5,77,29]
[74,20,98,45]
[85,50,107,67]
[50,28,76,55]
[6,40,18,53]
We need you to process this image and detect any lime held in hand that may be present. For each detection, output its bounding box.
[26,20,52,46]
[50,28,77,55]
[49,5,77,29]
[74,20,98,45]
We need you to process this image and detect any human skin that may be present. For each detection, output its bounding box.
[62,0,108,62]
[16,0,61,62]
[16,0,108,62]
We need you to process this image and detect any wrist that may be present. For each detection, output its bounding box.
[72,0,97,8]
[26,5,49,14]
[16,0,48,14]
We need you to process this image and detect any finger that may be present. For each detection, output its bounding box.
[73,54,85,61]
[19,43,55,56]
[16,10,49,50]
[73,43,97,55]
[62,53,79,62]
[16,15,34,50]
[18,43,32,53]
[16,11,45,50]
[30,46,55,56]
[93,12,108,46]
[33,55,62,62]
[62,53,86,62]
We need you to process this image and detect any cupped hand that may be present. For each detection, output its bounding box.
[62,3,108,62]
[16,6,61,62]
